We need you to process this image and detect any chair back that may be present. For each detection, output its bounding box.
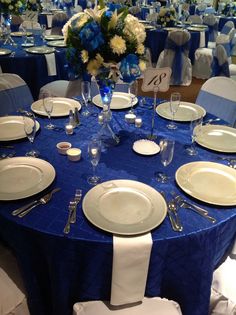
[0,73,33,116]
[195,76,236,126]
[203,14,218,42]
[51,12,68,35]
[19,20,41,35]
[211,45,230,77]
[221,21,234,35]
[157,30,192,85]
[196,3,207,15]
[10,15,24,31]
[216,33,231,61]
[187,14,203,24]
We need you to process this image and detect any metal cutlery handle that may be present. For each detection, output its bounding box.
[185,202,208,216]
[18,201,42,218]
[185,205,216,223]
[167,211,182,232]
[64,208,73,234]
[12,200,38,216]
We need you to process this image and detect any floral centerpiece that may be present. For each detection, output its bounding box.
[0,0,25,15]
[26,0,43,12]
[157,6,177,27]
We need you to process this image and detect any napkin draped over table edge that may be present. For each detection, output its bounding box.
[111,232,153,306]
[44,53,57,76]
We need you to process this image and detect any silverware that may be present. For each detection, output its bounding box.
[160,191,182,232]
[63,201,75,234]
[204,118,221,125]
[70,189,82,224]
[12,188,61,217]
[167,200,183,231]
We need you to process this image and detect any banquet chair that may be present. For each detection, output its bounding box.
[38,79,81,99]
[156,30,192,86]
[221,21,235,35]
[195,76,236,127]
[187,15,203,24]
[210,45,230,77]
[203,14,218,43]
[11,15,24,32]
[73,297,183,315]
[0,241,30,315]
[0,73,34,116]
[50,12,68,36]
[19,20,41,35]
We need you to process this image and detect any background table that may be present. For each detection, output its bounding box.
[0,35,68,100]
[0,98,236,315]
[218,16,236,31]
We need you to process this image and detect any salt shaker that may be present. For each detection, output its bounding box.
[69,109,76,128]
[74,107,80,126]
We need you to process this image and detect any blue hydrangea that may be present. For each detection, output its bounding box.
[120,54,141,83]
[79,22,104,52]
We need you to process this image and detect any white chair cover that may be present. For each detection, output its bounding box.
[0,242,30,315]
[221,21,235,35]
[211,44,230,77]
[19,20,41,35]
[156,30,192,86]
[73,297,183,315]
[195,76,236,127]
[203,14,218,42]
[38,79,81,98]
[51,12,68,35]
[0,73,33,116]
[187,15,203,24]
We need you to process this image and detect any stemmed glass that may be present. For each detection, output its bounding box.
[167,92,181,130]
[41,24,47,42]
[43,96,55,130]
[128,80,138,114]
[155,139,175,183]
[186,115,203,156]
[23,112,40,157]
[87,139,102,185]
[81,81,91,116]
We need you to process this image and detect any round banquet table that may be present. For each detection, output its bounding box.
[145,27,209,65]
[0,98,236,315]
[0,35,68,100]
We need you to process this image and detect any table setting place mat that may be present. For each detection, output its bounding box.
[111,233,153,305]
[44,53,57,76]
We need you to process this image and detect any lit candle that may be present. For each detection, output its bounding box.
[65,124,73,135]
[125,113,136,124]
[98,113,104,124]
[135,117,143,128]
[91,148,98,157]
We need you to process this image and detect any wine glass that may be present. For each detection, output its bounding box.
[23,112,40,157]
[41,24,47,42]
[186,115,203,156]
[155,139,175,183]
[167,92,181,130]
[43,96,55,130]
[87,139,102,185]
[128,80,138,114]
[81,81,91,116]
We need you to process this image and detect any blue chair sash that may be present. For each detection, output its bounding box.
[165,38,190,85]
[220,42,231,57]
[52,19,68,28]
[211,57,230,77]
[207,22,218,41]
[221,24,232,35]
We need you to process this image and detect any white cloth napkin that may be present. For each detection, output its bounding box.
[46,15,53,28]
[44,53,57,76]
[199,31,206,48]
[110,232,153,306]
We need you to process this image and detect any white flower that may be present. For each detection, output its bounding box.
[62,12,86,41]
[124,14,146,44]
[110,35,126,55]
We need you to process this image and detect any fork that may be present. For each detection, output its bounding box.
[160,191,182,232]
[70,189,82,224]
[64,200,76,234]
[167,199,183,231]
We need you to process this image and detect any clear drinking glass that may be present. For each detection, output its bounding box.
[167,92,181,130]
[155,139,175,183]
[128,80,138,114]
[41,24,47,41]
[81,81,91,116]
[23,112,40,157]
[186,115,203,156]
[43,96,55,129]
[87,139,102,185]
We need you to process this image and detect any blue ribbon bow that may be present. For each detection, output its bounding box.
[211,57,230,77]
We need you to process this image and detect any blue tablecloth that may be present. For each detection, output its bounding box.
[145,27,209,64]
[0,99,236,315]
[0,36,68,100]
[218,16,236,31]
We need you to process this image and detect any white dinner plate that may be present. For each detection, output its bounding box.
[0,48,12,56]
[0,157,56,200]
[187,26,204,31]
[92,92,138,110]
[45,35,64,41]
[0,116,40,141]
[11,31,32,37]
[196,125,236,153]
[47,40,66,47]
[175,161,236,206]
[191,24,208,29]
[156,101,206,121]
[82,179,167,235]
[31,97,81,117]
[21,43,34,47]
[163,27,181,32]
[133,139,160,155]
[25,46,55,54]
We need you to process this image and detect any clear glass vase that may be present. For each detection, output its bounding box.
[95,71,120,147]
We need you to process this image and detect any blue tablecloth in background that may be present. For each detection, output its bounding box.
[0,98,236,315]
[218,16,236,31]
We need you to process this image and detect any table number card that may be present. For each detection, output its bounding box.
[141,67,172,93]
[24,10,39,22]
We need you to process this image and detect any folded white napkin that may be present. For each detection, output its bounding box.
[44,53,57,76]
[230,238,236,259]
[46,15,53,28]
[199,31,206,48]
[110,232,153,306]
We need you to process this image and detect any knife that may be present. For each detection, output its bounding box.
[12,188,61,216]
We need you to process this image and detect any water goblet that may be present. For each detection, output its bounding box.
[23,112,40,157]
[167,92,181,130]
[128,80,138,114]
[81,81,91,117]
[87,139,102,185]
[155,139,175,183]
[186,115,203,156]
[41,24,47,41]
[43,95,55,129]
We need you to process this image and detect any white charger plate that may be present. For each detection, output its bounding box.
[196,125,236,153]
[133,139,160,155]
[92,92,138,110]
[0,48,12,56]
[0,157,55,200]
[11,31,32,37]
[0,116,40,141]
[82,179,167,235]
[175,161,236,206]
[47,40,66,47]
[31,97,81,117]
[45,35,64,41]
[156,101,206,121]
[25,46,55,54]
